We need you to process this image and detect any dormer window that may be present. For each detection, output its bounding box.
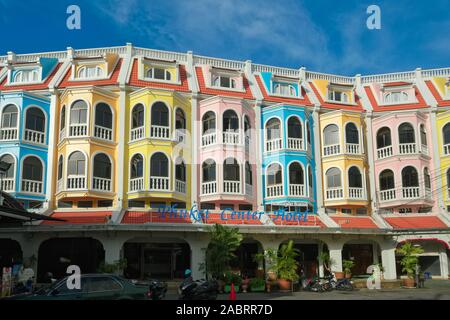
[274,83,296,96]
[328,90,349,103]
[213,75,236,89]
[77,65,103,79]
[13,69,39,83]
[146,67,171,81]
[384,91,409,104]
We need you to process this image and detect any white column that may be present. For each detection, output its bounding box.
[365,112,378,213]
[254,103,264,211]
[312,108,324,213]
[327,241,344,273]
[430,109,445,214]
[440,248,449,279]
[116,88,127,210]
[380,241,397,280]
[318,242,325,277]
[187,239,206,280]
[102,238,124,264]
[191,96,198,206]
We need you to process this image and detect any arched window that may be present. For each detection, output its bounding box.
[245,162,252,185]
[376,127,392,148]
[57,155,63,181]
[202,112,216,134]
[1,105,18,128]
[95,103,113,129]
[151,102,169,127]
[266,118,281,140]
[244,116,251,136]
[223,158,240,181]
[70,100,88,124]
[379,170,395,191]
[175,109,186,130]
[348,167,362,188]
[150,152,169,177]
[130,154,143,178]
[323,124,339,146]
[22,156,43,181]
[398,123,415,144]
[146,68,171,81]
[420,124,427,146]
[447,169,450,190]
[0,154,15,179]
[68,152,86,176]
[443,123,450,145]
[345,123,359,144]
[14,70,38,83]
[175,158,186,182]
[132,104,144,129]
[25,107,45,132]
[93,153,112,179]
[266,163,282,186]
[402,166,419,187]
[77,66,103,79]
[289,162,304,185]
[424,168,431,190]
[287,117,302,139]
[60,106,66,131]
[306,121,311,145]
[308,166,313,188]
[223,110,239,132]
[385,91,408,104]
[326,168,341,188]
[202,160,216,182]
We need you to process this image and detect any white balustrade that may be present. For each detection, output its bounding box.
[346,143,360,155]
[67,175,86,190]
[1,178,14,192]
[21,179,43,194]
[94,125,113,141]
[23,129,45,144]
[323,144,340,156]
[149,176,170,191]
[287,138,304,151]
[348,187,364,199]
[130,127,145,141]
[377,146,393,159]
[402,187,420,199]
[150,125,170,139]
[223,180,241,194]
[201,181,217,195]
[266,138,282,152]
[0,128,18,140]
[69,124,88,137]
[175,179,186,193]
[399,143,416,154]
[266,184,283,197]
[326,187,343,200]
[92,177,112,192]
[289,184,305,197]
[444,144,450,155]
[130,177,144,192]
[380,189,396,201]
[223,131,240,145]
[202,132,217,147]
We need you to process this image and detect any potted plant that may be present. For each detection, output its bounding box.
[343,260,355,279]
[249,277,266,292]
[223,271,242,293]
[396,242,424,288]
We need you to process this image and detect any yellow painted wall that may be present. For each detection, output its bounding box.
[312,80,354,103]
[436,111,450,203]
[433,77,448,97]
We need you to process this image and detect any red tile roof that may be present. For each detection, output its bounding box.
[128,59,190,92]
[196,67,254,99]
[270,214,325,227]
[384,216,448,229]
[309,82,365,111]
[364,85,428,111]
[41,211,112,225]
[121,211,191,224]
[58,59,122,88]
[331,216,379,229]
[425,80,450,107]
[0,63,62,91]
[255,75,313,106]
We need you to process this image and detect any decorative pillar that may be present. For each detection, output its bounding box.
[380,239,398,280]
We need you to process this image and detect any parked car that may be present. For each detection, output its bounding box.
[4,274,155,300]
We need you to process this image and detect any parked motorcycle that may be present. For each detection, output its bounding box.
[322,274,354,291]
[301,277,324,292]
[147,279,168,300]
[179,279,218,300]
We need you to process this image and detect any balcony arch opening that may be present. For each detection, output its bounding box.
[24,107,45,144]
[57,155,64,183]
[130,154,144,192]
[223,158,240,194]
[325,167,342,199]
[94,103,113,140]
[1,104,19,131]
[150,152,169,191]
[202,112,216,134]
[443,123,450,154]
[60,105,66,132]
[398,123,415,144]
[223,110,239,144]
[265,118,281,152]
[22,156,43,194]
[151,102,170,139]
[131,103,144,129]
[323,124,339,146]
[202,159,216,195]
[175,157,186,194]
[0,154,15,191]
[175,108,186,130]
[420,124,427,147]
[376,127,391,148]
[348,166,364,199]
[345,123,359,144]
[287,116,303,150]
[67,151,86,190]
[266,163,283,197]
[288,162,304,197]
[93,153,112,192]
[69,100,88,137]
[402,166,419,199]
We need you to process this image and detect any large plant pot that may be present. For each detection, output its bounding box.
[267,271,277,281]
[402,278,415,288]
[334,272,345,279]
[278,279,292,291]
[345,273,352,279]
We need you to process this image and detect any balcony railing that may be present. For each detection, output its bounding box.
[24,129,45,144]
[92,177,112,192]
[69,124,88,137]
[175,179,186,193]
[94,125,113,141]
[266,138,282,152]
[326,187,343,200]
[0,128,18,141]
[345,143,360,155]
[444,144,450,155]
[201,181,217,195]
[0,178,14,192]
[402,187,420,199]
[380,189,396,201]
[223,131,240,145]
[287,138,304,151]
[21,179,43,194]
[399,143,416,154]
[223,180,241,194]
[323,144,340,156]
[67,175,86,190]
[266,184,283,198]
[202,132,217,147]
[149,176,170,191]
[289,184,305,197]
[129,177,144,192]
[130,127,145,141]
[348,187,364,199]
[150,125,170,139]
[377,146,393,159]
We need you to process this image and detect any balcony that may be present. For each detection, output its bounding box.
[377,146,393,159]
[326,187,343,200]
[92,177,112,192]
[21,179,43,194]
[348,187,365,200]
[289,184,305,197]
[444,144,450,155]
[0,128,18,141]
[266,138,282,152]
[266,184,283,198]
[223,180,241,194]
[69,124,88,137]
[399,143,416,155]
[94,125,113,141]
[202,132,217,147]
[323,144,340,156]
[130,177,144,192]
[287,138,304,151]
[201,181,217,195]
[24,129,45,144]
[402,187,420,199]
[345,143,360,155]
[149,176,170,191]
[175,179,186,193]
[223,131,240,145]
[1,178,14,192]
[380,189,396,201]
[150,125,170,139]
[130,127,145,141]
[67,175,86,190]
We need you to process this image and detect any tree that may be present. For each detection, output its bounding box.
[396,242,424,279]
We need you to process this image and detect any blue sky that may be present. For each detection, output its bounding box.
[0,0,448,75]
